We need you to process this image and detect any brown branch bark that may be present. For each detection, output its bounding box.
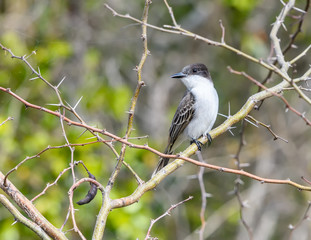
[0,172,67,240]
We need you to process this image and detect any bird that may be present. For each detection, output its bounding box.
[152,63,219,176]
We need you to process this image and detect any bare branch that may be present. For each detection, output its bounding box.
[0,172,67,240]
[59,109,76,184]
[219,20,226,44]
[145,196,193,239]
[246,115,288,143]
[288,201,311,240]
[301,176,311,185]
[0,116,14,127]
[0,195,52,240]
[290,44,311,65]
[1,87,311,192]
[233,121,253,239]
[0,43,63,104]
[106,0,150,190]
[94,1,152,239]
[270,0,294,69]
[31,166,73,202]
[259,0,310,91]
[196,151,210,240]
[104,4,288,78]
[227,66,311,126]
[163,0,179,27]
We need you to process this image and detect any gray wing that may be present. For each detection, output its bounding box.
[167,90,195,152]
[152,91,195,176]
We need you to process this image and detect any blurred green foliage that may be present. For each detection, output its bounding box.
[1,0,311,239]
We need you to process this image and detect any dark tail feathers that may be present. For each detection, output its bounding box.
[152,157,170,177]
[152,145,173,177]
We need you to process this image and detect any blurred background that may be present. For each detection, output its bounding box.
[0,0,311,239]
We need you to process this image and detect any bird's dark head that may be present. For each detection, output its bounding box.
[171,63,211,79]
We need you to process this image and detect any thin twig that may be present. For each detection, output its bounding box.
[163,0,179,27]
[196,151,209,240]
[290,44,311,65]
[0,42,119,161]
[59,108,76,184]
[0,195,52,240]
[145,196,193,239]
[288,201,311,240]
[246,115,289,143]
[94,1,151,239]
[233,121,253,239]
[60,210,71,232]
[104,2,311,106]
[106,0,149,190]
[227,67,311,126]
[301,176,311,185]
[270,0,295,69]
[283,86,311,92]
[219,20,226,44]
[0,43,64,106]
[31,166,72,202]
[104,3,292,81]
[0,116,14,127]
[3,142,102,186]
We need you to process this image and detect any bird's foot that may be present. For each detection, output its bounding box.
[204,133,213,147]
[190,138,203,151]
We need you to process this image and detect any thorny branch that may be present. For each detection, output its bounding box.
[269,0,311,106]
[246,115,288,143]
[106,0,150,190]
[233,121,253,239]
[227,66,311,126]
[1,86,311,191]
[31,165,72,202]
[93,0,151,239]
[105,2,307,84]
[105,0,311,106]
[196,151,210,240]
[259,0,310,89]
[59,108,77,183]
[3,142,100,187]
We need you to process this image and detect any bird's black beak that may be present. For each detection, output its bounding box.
[170,72,187,78]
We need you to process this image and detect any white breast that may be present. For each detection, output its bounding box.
[182,75,219,139]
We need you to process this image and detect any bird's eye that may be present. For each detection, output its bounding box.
[193,68,198,73]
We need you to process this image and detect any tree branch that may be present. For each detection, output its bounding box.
[144,196,193,239]
[0,172,67,240]
[0,194,52,240]
[1,86,311,193]
[93,0,151,239]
